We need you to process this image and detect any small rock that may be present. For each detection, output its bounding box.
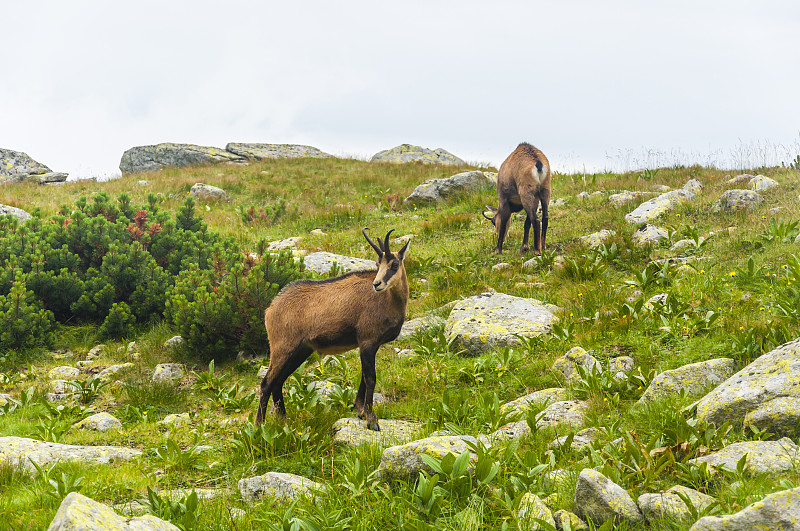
[639,358,737,403]
[268,237,303,251]
[371,144,465,165]
[189,183,228,201]
[48,366,80,380]
[159,413,191,428]
[492,400,589,441]
[552,347,601,382]
[580,229,616,248]
[711,190,763,212]
[47,492,178,531]
[574,468,643,525]
[749,175,778,191]
[74,412,122,432]
[378,435,482,481]
[638,485,716,523]
[163,336,184,350]
[688,438,800,475]
[310,228,326,236]
[500,388,570,420]
[689,486,800,531]
[492,262,511,271]
[238,471,326,504]
[152,364,183,383]
[516,493,555,529]
[303,251,375,275]
[332,418,423,447]
[632,224,669,247]
[97,363,135,382]
[553,510,588,530]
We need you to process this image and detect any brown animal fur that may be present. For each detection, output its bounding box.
[483,143,551,254]
[255,228,409,431]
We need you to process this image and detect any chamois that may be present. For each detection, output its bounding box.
[483,143,551,254]
[255,228,410,431]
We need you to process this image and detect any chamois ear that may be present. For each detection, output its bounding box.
[397,240,410,261]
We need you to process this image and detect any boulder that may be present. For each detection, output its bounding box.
[97,363,135,382]
[225,142,333,159]
[683,179,703,194]
[553,510,588,530]
[639,358,737,403]
[159,413,191,428]
[445,292,559,356]
[370,144,465,165]
[625,189,696,224]
[688,438,799,475]
[492,400,589,441]
[516,493,555,529]
[0,204,33,223]
[151,363,183,383]
[48,366,80,380]
[500,387,570,420]
[303,251,376,275]
[189,183,228,200]
[0,436,141,474]
[0,147,59,183]
[549,427,602,454]
[119,143,244,174]
[638,485,716,523]
[726,174,753,185]
[689,486,800,531]
[749,175,778,191]
[574,468,643,525]
[608,191,656,206]
[579,229,616,248]
[695,338,800,437]
[378,435,482,481]
[552,347,601,383]
[332,418,423,447]
[47,492,178,531]
[74,412,123,432]
[711,190,763,212]
[268,237,303,250]
[163,336,184,350]
[238,471,325,504]
[609,356,635,375]
[404,170,493,206]
[396,315,446,340]
[632,224,669,247]
[36,172,69,184]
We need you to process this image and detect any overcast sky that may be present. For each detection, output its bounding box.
[2,1,799,179]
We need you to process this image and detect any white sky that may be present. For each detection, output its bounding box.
[2,1,799,179]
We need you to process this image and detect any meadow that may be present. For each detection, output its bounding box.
[1,155,799,530]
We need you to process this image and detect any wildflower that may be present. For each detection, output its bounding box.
[760,307,765,311]
[700,269,705,274]
[739,326,744,330]
[729,271,737,277]
[676,213,681,217]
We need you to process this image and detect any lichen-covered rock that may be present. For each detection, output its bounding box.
[303,251,376,275]
[549,427,601,454]
[632,224,669,247]
[37,172,69,184]
[225,143,333,160]
[238,471,325,504]
[397,315,446,340]
[163,336,184,350]
[0,147,54,183]
[552,347,601,383]
[749,175,778,191]
[47,492,179,531]
[608,191,656,206]
[404,170,493,206]
[445,292,559,356]
[517,493,555,529]
[159,413,190,428]
[553,510,588,531]
[687,438,799,475]
[639,358,737,403]
[580,230,616,248]
[0,204,33,223]
[378,435,481,481]
[268,237,303,251]
[574,468,643,525]
[49,366,80,380]
[189,183,228,201]
[119,143,244,174]
[74,412,123,432]
[97,363,135,382]
[711,189,764,212]
[370,144,465,165]
[638,485,716,523]
[726,174,753,185]
[695,338,800,437]
[0,436,141,474]
[332,418,423,447]
[492,400,589,441]
[684,179,703,194]
[625,189,696,224]
[688,486,800,531]
[609,356,635,375]
[151,363,183,383]
[500,388,570,420]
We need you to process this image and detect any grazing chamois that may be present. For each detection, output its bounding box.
[255,228,410,431]
[483,143,551,254]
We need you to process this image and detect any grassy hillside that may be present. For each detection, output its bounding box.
[1,157,799,529]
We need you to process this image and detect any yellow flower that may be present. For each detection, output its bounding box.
[700,269,705,274]
[729,271,736,277]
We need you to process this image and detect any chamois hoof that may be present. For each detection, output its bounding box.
[366,419,381,432]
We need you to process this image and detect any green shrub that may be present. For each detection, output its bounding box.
[0,271,55,350]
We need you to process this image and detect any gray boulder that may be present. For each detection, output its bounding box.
[695,338,800,437]
[689,486,800,531]
[163,336,184,350]
[749,175,778,191]
[632,224,669,247]
[189,183,228,201]
[684,179,703,194]
[553,510,588,530]
[159,413,191,428]
[404,170,493,206]
[238,471,325,504]
[500,387,570,420]
[445,292,559,356]
[625,189,696,224]
[48,366,80,380]
[268,236,303,250]
[0,147,60,183]
[378,435,482,481]
[73,412,123,432]
[688,438,799,475]
[225,142,333,160]
[47,492,179,531]
[580,229,616,248]
[550,427,602,454]
[36,172,69,184]
[516,493,555,529]
[119,143,244,174]
[711,190,764,212]
[370,144,465,165]
[0,204,33,223]
[303,251,376,275]
[639,358,737,403]
[574,468,643,525]
[332,418,422,447]
[492,400,589,441]
[608,191,656,206]
[726,174,753,185]
[0,436,141,474]
[552,347,601,383]
[152,363,183,383]
[397,315,446,340]
[638,485,716,523]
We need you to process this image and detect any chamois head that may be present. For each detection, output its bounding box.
[482,205,499,228]
[363,228,409,292]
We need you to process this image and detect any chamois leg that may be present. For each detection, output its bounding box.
[357,342,380,431]
[255,343,312,424]
[353,374,367,417]
[539,190,550,252]
[522,196,541,254]
[494,203,512,254]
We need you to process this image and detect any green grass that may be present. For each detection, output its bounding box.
[1,157,800,529]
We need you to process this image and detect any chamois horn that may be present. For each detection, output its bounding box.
[363,227,383,256]
[379,229,395,255]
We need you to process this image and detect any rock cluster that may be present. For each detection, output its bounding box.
[370,144,465,165]
[0,147,69,184]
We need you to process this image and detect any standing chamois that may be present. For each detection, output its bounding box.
[483,143,551,254]
[255,228,410,431]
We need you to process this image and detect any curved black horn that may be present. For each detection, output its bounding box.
[482,211,494,221]
[382,229,395,254]
[363,227,383,255]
